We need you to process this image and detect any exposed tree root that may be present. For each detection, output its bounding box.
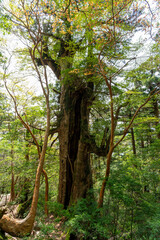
[0,214,34,237]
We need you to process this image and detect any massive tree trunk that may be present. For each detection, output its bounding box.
[37,31,110,209]
[58,84,93,207]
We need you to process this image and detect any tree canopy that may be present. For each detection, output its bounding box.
[0,0,160,239]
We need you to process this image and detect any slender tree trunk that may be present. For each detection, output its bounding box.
[9,162,15,202]
[141,137,144,148]
[9,172,15,203]
[0,147,48,237]
[131,127,136,155]
[0,109,50,237]
[153,98,160,139]
[42,169,49,216]
[25,144,30,162]
[25,131,49,216]
[98,147,114,208]
[8,126,15,202]
[0,158,44,236]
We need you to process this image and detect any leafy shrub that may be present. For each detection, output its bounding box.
[135,203,160,240]
[65,199,109,240]
[48,201,70,219]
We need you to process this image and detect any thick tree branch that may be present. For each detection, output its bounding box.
[87,133,110,157]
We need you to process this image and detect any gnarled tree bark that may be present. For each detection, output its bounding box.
[58,84,93,207]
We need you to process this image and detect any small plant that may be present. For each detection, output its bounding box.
[40,222,55,236]
[48,201,70,219]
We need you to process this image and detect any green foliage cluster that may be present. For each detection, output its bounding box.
[47,201,70,220]
[64,153,160,239]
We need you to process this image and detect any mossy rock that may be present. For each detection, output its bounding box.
[17,199,31,218]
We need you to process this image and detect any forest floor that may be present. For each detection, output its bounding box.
[0,196,67,240]
[6,215,67,240]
